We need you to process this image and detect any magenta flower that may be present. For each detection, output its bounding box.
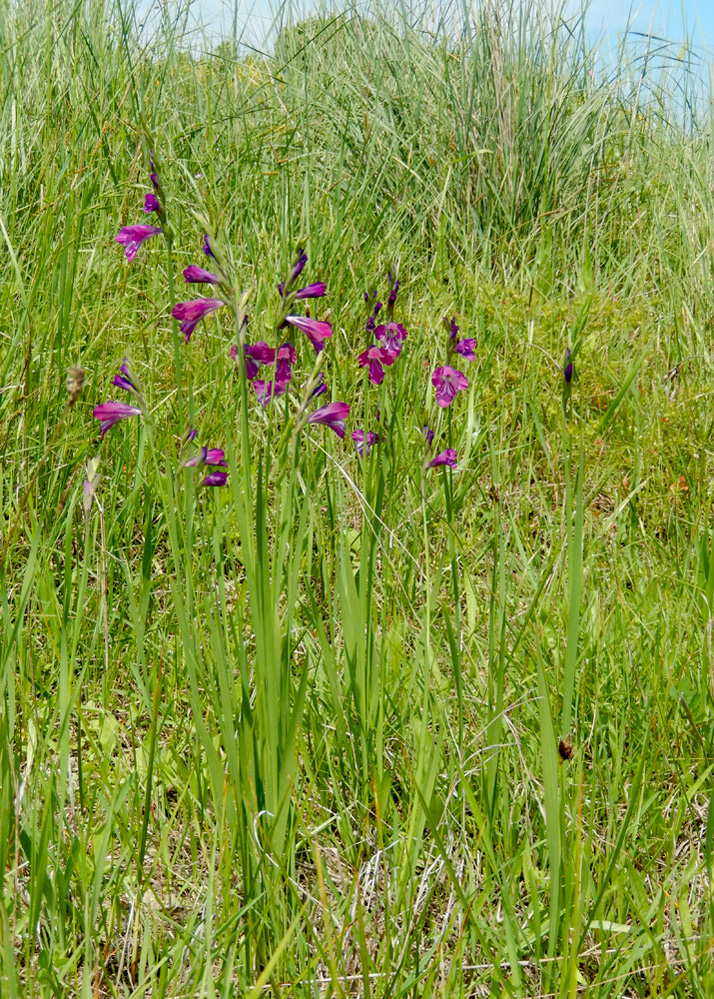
[237,341,275,379]
[183,447,228,468]
[432,366,468,407]
[453,338,476,361]
[172,298,225,342]
[143,192,161,214]
[444,316,459,340]
[112,358,142,398]
[202,471,228,487]
[308,401,349,438]
[93,401,142,438]
[375,321,407,359]
[290,250,308,283]
[116,224,162,261]
[428,449,457,469]
[285,315,333,353]
[352,429,379,456]
[358,345,394,386]
[275,342,296,390]
[183,265,221,285]
[254,379,289,406]
[278,280,326,300]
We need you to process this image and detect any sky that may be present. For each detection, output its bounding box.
[152,0,714,57]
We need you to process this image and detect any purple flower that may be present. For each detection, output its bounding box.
[184,447,228,468]
[143,192,161,214]
[423,424,435,445]
[358,345,394,386]
[254,379,288,406]
[202,471,228,487]
[352,429,379,457]
[183,265,221,284]
[203,234,215,258]
[290,250,308,283]
[279,281,326,300]
[564,349,573,384]
[237,341,275,380]
[172,298,225,342]
[275,342,296,390]
[428,449,458,469]
[444,316,459,340]
[453,338,476,361]
[432,366,468,408]
[113,359,143,399]
[116,224,162,261]
[375,321,407,359]
[93,401,142,438]
[285,315,333,353]
[309,372,327,399]
[387,278,400,309]
[150,172,159,191]
[308,401,350,438]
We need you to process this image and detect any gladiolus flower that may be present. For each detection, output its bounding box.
[254,379,288,406]
[358,345,394,385]
[428,449,457,469]
[307,401,349,438]
[443,316,459,340]
[202,471,228,487]
[183,447,228,468]
[203,234,215,258]
[116,224,162,261]
[564,348,573,384]
[278,281,326,300]
[183,265,221,284]
[423,425,435,445]
[453,338,476,361]
[432,366,468,408]
[352,429,379,456]
[290,250,308,283]
[172,298,225,342]
[285,315,333,353]
[239,341,275,379]
[143,192,161,214]
[112,358,143,400]
[387,278,400,308]
[275,342,296,390]
[375,321,407,359]
[93,401,142,438]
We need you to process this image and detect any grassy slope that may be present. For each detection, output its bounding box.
[1,0,714,995]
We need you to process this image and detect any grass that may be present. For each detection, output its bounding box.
[2,0,714,994]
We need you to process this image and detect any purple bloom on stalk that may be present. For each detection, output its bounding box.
[453,338,476,361]
[93,401,142,438]
[113,359,142,398]
[428,449,458,469]
[278,280,326,301]
[183,447,228,468]
[285,315,333,353]
[308,401,350,438]
[116,224,162,261]
[150,172,159,191]
[423,425,435,445]
[172,298,225,342]
[236,341,275,380]
[290,250,308,283]
[202,471,228,487]
[183,264,221,285]
[359,345,394,386]
[352,429,379,457]
[275,342,296,390]
[443,316,459,340]
[309,372,327,400]
[375,321,407,359]
[387,279,400,309]
[143,192,161,214]
[203,234,215,258]
[432,365,468,408]
[564,349,573,384]
[254,379,288,406]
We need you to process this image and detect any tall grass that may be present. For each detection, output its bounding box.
[2,0,714,994]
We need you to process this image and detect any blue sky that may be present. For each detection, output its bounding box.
[171,0,714,54]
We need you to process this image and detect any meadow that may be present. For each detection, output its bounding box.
[2,0,714,994]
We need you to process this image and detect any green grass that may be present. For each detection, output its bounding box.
[2,0,714,994]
